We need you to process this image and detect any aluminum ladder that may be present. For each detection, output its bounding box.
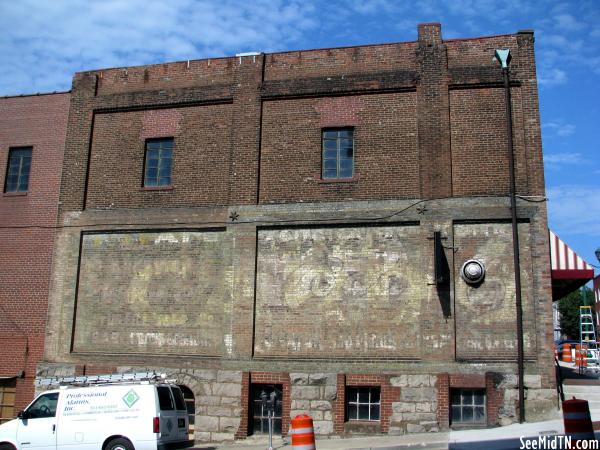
[579,305,600,372]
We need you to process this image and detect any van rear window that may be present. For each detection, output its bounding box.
[172,387,186,411]
[157,386,174,410]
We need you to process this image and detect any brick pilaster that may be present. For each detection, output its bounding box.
[416,23,452,199]
[228,53,264,205]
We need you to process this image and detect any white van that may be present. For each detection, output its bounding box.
[0,373,193,450]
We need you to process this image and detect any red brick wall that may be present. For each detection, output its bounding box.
[58,24,541,213]
[264,42,418,81]
[259,93,419,204]
[0,93,70,411]
[86,105,233,209]
[450,87,527,196]
[95,58,234,96]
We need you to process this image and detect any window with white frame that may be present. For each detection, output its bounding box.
[346,386,380,421]
[450,389,486,425]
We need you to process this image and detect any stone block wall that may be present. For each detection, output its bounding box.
[289,373,337,435]
[176,370,243,442]
[389,374,438,434]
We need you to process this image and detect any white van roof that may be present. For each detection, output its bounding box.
[36,371,175,388]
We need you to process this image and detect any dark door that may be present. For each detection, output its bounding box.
[250,384,282,435]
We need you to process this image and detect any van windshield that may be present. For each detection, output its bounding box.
[157,386,174,410]
[27,392,59,419]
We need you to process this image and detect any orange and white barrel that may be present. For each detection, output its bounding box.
[290,414,316,450]
[562,343,572,362]
[575,344,588,367]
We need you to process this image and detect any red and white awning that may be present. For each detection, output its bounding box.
[550,229,594,300]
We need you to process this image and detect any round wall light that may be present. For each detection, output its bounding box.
[461,259,486,284]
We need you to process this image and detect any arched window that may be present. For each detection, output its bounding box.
[178,385,195,440]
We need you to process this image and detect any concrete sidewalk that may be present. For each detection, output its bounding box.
[191,432,449,450]
[190,416,600,450]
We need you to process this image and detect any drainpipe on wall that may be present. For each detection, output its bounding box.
[495,48,525,424]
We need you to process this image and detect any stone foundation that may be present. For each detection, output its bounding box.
[36,364,559,442]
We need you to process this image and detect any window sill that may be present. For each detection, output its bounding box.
[450,423,487,430]
[343,420,381,434]
[141,185,174,191]
[3,191,28,197]
[316,176,359,184]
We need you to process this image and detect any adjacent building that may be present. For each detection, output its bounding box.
[4,23,558,440]
[0,92,70,421]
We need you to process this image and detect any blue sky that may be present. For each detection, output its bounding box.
[1,0,598,271]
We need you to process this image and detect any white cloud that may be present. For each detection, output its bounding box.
[542,121,576,137]
[0,0,320,95]
[554,13,584,32]
[547,185,600,236]
[349,0,402,14]
[543,152,584,164]
[1,0,599,96]
[537,68,568,87]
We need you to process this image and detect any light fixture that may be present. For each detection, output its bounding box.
[495,49,512,70]
[460,259,486,284]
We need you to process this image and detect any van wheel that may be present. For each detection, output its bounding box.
[0,445,16,450]
[105,438,134,450]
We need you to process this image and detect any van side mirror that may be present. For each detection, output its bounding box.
[17,410,29,420]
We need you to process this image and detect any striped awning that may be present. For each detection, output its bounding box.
[550,229,594,300]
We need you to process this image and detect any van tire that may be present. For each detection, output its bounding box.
[0,445,16,450]
[105,438,134,450]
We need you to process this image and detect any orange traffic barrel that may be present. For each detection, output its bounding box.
[290,414,316,450]
[562,343,572,362]
[575,344,588,367]
[563,398,595,441]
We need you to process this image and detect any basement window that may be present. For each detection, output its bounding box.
[143,138,173,187]
[4,147,32,193]
[322,128,354,179]
[346,386,380,421]
[450,389,486,425]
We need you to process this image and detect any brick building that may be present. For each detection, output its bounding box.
[37,23,556,440]
[0,92,70,421]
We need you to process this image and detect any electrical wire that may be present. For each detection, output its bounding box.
[0,194,544,231]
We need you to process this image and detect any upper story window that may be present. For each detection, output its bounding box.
[322,128,354,179]
[144,138,173,187]
[4,147,32,193]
